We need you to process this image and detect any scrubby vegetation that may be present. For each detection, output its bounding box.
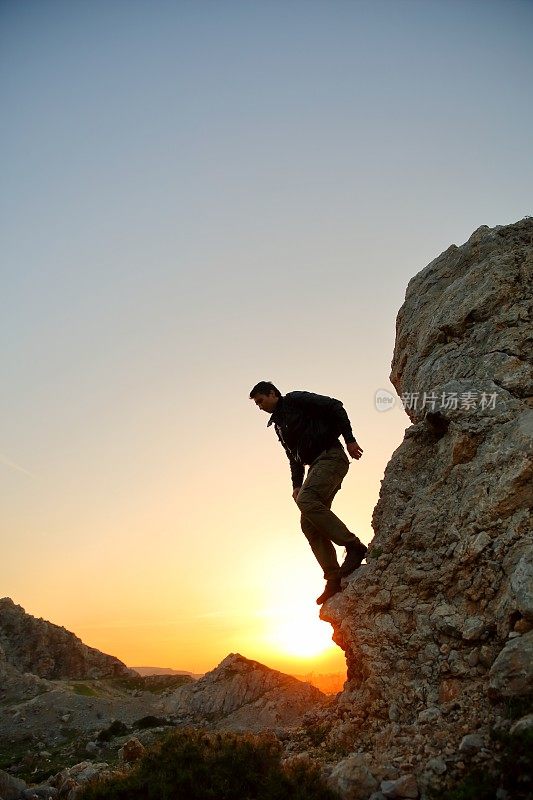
[108,674,194,693]
[72,683,98,697]
[80,727,338,800]
[96,720,130,741]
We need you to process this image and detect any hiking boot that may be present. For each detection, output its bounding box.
[316,578,342,605]
[339,540,367,577]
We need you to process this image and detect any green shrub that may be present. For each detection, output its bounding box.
[80,727,338,800]
[72,683,98,697]
[133,715,171,730]
[97,720,130,742]
[108,674,194,693]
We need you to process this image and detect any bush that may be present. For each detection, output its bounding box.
[96,720,130,742]
[80,727,338,800]
[133,715,172,730]
[72,683,98,697]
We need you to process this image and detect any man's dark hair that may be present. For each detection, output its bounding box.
[249,381,282,399]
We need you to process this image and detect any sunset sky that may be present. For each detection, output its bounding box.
[1,0,532,676]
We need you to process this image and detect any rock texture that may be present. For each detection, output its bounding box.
[163,653,327,731]
[318,218,533,795]
[0,598,135,680]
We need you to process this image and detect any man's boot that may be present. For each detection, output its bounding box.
[339,539,367,577]
[316,577,342,605]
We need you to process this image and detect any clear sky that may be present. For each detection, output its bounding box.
[1,0,532,675]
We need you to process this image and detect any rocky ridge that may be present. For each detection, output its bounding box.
[316,218,533,798]
[162,652,327,731]
[0,599,134,681]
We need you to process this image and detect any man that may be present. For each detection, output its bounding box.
[250,380,367,604]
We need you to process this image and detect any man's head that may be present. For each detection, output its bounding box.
[250,380,281,413]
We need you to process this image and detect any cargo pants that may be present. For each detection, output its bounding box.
[295,445,358,581]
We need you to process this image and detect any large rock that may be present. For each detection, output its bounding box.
[0,598,135,680]
[328,754,379,800]
[510,552,533,620]
[163,652,326,731]
[0,768,27,800]
[381,774,419,798]
[488,631,533,698]
[319,219,532,775]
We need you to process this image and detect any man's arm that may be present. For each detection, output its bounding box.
[274,426,305,489]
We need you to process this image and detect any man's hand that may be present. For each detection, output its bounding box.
[347,441,363,460]
[292,487,301,502]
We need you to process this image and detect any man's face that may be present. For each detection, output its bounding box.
[252,391,279,413]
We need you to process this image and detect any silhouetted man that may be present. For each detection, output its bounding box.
[250,381,366,604]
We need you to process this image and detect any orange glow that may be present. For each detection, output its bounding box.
[268,607,336,658]
[3,375,405,678]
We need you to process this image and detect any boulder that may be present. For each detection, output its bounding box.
[488,631,533,698]
[381,774,419,798]
[120,738,146,763]
[328,754,379,800]
[0,770,27,800]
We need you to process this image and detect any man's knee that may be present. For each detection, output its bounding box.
[300,515,319,542]
[296,489,323,516]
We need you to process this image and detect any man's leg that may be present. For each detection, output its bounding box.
[297,448,356,547]
[297,447,366,580]
[300,483,342,581]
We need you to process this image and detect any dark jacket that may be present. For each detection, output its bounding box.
[267,391,356,488]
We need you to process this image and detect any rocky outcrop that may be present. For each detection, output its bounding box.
[0,598,136,680]
[163,653,327,731]
[319,218,532,796]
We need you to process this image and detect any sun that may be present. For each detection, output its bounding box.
[257,553,341,661]
[274,617,334,658]
[269,607,336,658]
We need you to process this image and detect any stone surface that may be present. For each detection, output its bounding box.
[0,598,134,680]
[510,713,533,736]
[163,653,326,731]
[120,737,146,763]
[510,553,533,621]
[328,754,379,800]
[381,773,419,798]
[67,762,109,784]
[318,219,533,788]
[488,631,533,698]
[417,707,441,724]
[426,758,447,775]
[22,787,58,798]
[458,733,484,753]
[0,769,27,800]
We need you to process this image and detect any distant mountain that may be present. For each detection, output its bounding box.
[163,652,327,731]
[291,672,346,695]
[0,597,136,680]
[132,665,204,679]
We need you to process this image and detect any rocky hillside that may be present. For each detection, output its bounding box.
[0,598,135,680]
[163,652,327,731]
[318,218,532,797]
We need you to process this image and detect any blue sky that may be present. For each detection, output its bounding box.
[1,0,531,671]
